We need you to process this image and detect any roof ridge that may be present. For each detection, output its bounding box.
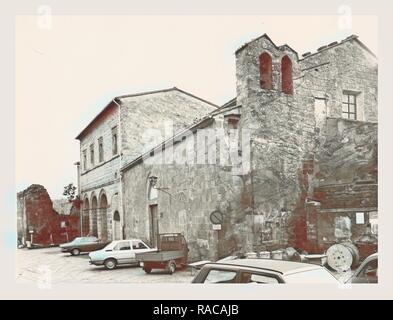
[300,34,376,60]
[115,87,219,108]
[76,87,219,140]
[235,33,298,58]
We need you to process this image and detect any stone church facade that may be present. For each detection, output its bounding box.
[77,34,378,261]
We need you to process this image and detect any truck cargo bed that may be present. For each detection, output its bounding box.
[136,250,184,262]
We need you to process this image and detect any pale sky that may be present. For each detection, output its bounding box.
[15,15,377,199]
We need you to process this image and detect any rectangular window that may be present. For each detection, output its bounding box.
[225,115,240,130]
[90,144,95,166]
[112,126,118,155]
[98,137,104,163]
[342,93,357,120]
[82,150,87,170]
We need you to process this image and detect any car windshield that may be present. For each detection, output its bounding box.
[73,237,96,244]
[72,237,82,243]
[284,269,338,284]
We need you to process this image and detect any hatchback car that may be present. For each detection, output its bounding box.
[192,259,339,284]
[88,239,156,270]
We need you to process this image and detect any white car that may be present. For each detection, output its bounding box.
[88,239,156,270]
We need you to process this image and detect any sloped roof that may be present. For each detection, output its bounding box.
[75,87,219,140]
[121,98,241,173]
[235,33,376,62]
[299,35,377,60]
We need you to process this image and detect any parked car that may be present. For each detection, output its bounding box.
[60,237,108,256]
[89,239,156,270]
[346,253,378,284]
[192,259,339,284]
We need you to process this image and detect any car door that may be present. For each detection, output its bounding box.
[83,237,98,252]
[113,241,133,265]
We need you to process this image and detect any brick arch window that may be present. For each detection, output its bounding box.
[281,55,293,94]
[259,52,273,90]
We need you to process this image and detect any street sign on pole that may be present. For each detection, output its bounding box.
[210,211,224,225]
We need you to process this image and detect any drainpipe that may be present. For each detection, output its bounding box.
[112,98,124,239]
[74,161,82,236]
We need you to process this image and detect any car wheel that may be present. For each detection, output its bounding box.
[104,258,117,270]
[143,267,152,274]
[71,248,80,256]
[167,261,176,275]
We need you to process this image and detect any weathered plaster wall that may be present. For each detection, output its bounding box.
[79,103,120,192]
[119,88,217,165]
[79,103,121,241]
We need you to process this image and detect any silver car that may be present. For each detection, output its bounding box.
[192,259,339,284]
[88,239,156,270]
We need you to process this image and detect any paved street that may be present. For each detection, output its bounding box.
[16,247,354,285]
[16,247,194,285]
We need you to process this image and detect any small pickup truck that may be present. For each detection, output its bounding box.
[136,233,189,274]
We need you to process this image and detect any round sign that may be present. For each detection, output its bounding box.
[210,211,224,224]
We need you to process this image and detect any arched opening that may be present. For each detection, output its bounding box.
[82,197,90,236]
[148,181,158,201]
[281,55,293,94]
[91,195,98,237]
[259,52,273,90]
[99,193,108,241]
[113,211,121,241]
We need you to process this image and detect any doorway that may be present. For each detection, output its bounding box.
[149,204,159,247]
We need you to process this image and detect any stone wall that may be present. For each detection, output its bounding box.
[300,37,378,123]
[308,118,378,257]
[234,35,377,253]
[17,185,80,246]
[235,35,316,250]
[121,106,253,262]
[78,88,217,242]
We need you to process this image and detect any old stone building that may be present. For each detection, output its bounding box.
[76,33,377,262]
[17,184,80,246]
[76,88,217,241]
[118,34,377,261]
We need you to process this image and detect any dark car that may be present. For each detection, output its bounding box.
[192,259,338,284]
[60,237,108,256]
[347,253,378,284]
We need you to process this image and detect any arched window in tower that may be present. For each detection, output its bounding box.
[281,55,293,94]
[259,52,273,90]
